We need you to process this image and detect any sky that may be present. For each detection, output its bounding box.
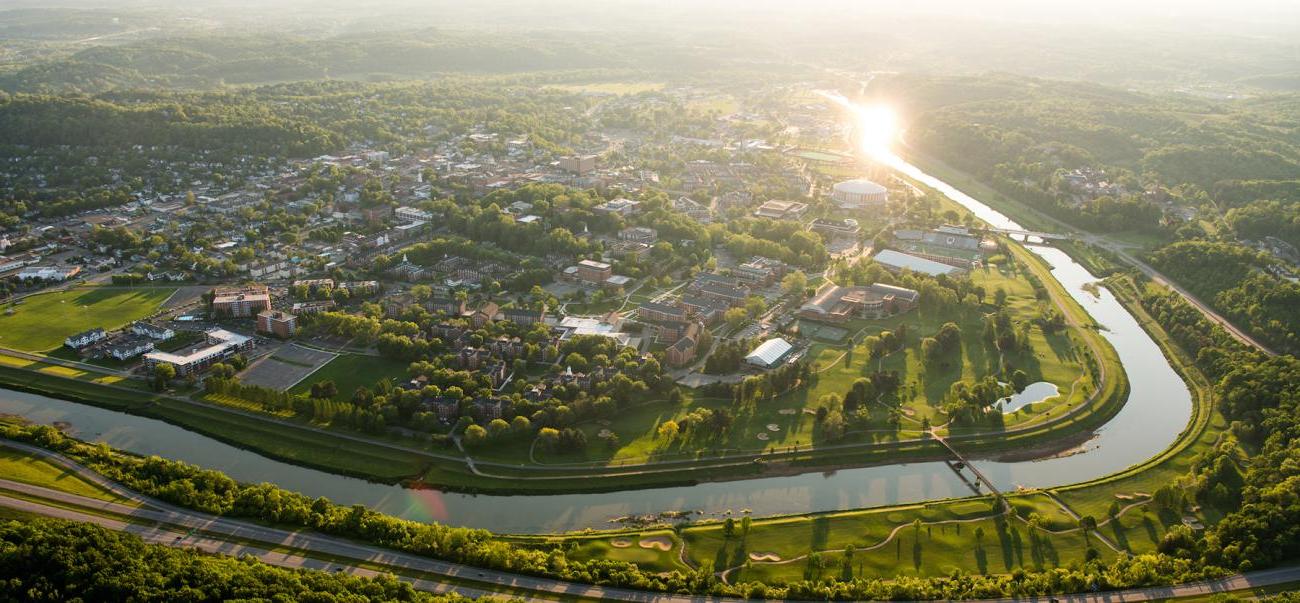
[9,0,1300,33]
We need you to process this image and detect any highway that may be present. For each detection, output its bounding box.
[3,439,1298,603]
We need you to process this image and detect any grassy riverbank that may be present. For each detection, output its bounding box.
[0,361,432,483]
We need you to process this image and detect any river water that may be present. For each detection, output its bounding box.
[0,154,1192,535]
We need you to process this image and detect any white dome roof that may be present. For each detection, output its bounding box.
[834,179,887,195]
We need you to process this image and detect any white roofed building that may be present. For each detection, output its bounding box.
[746,337,793,368]
[831,179,888,210]
[873,249,966,277]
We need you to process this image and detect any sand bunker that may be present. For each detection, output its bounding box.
[639,536,673,551]
[756,432,770,441]
[749,552,782,562]
[597,429,614,438]
[777,408,797,415]
[766,423,781,432]
[610,538,632,548]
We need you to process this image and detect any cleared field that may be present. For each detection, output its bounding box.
[0,287,175,352]
[289,353,410,401]
[546,81,664,95]
[239,344,337,391]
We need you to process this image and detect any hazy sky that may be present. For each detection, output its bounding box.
[10,0,1300,33]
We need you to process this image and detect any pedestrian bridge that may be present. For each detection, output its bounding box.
[990,228,1073,241]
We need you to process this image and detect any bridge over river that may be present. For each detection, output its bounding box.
[989,227,1074,240]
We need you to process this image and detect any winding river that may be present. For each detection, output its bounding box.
[0,152,1193,535]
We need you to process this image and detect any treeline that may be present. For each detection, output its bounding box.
[0,519,484,603]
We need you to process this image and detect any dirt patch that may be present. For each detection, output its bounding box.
[984,429,1099,462]
[638,536,672,551]
[749,552,782,562]
[610,538,632,548]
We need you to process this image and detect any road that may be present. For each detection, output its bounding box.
[3,439,1299,603]
[1085,238,1277,356]
[896,144,1275,357]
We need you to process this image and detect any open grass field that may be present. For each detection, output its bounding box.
[0,447,131,504]
[545,81,665,95]
[288,353,410,401]
[0,287,175,352]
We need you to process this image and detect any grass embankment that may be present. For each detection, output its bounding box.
[0,287,175,352]
[0,447,130,503]
[0,362,429,483]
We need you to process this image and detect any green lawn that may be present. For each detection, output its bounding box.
[556,491,1118,584]
[0,447,132,504]
[0,287,175,352]
[545,81,665,95]
[289,354,411,401]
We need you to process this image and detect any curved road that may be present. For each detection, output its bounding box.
[2,439,1297,602]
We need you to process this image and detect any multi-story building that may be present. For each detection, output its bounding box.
[256,310,298,338]
[559,154,598,175]
[143,329,254,376]
[106,337,155,361]
[638,301,688,323]
[733,256,789,286]
[573,259,613,284]
[211,285,271,318]
[593,198,641,216]
[131,322,175,341]
[753,200,809,220]
[64,328,106,349]
[618,226,658,244]
[395,206,434,223]
[799,282,920,322]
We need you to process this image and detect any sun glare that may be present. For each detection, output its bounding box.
[854,104,898,156]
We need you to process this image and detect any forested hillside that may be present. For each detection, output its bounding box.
[877,74,1300,226]
[1146,241,1300,354]
[0,30,718,94]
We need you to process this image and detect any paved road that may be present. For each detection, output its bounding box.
[4,438,1299,603]
[1085,238,1277,356]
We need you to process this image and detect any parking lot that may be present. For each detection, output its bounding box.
[238,343,337,391]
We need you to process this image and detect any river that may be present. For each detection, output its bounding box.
[0,154,1193,535]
